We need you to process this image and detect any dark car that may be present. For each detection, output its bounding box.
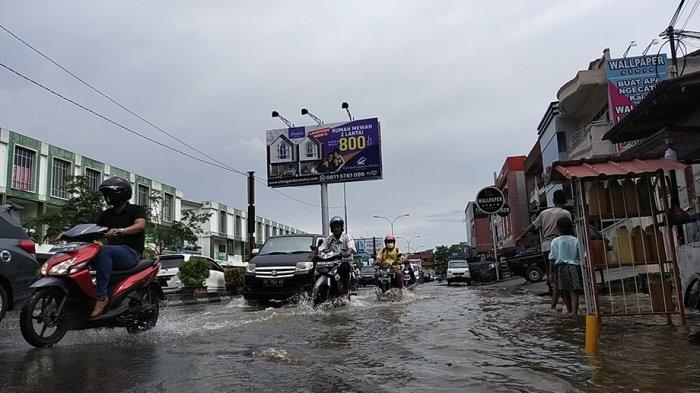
[0,204,39,321]
[358,266,376,286]
[243,234,322,302]
[507,246,546,283]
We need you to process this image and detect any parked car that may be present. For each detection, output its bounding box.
[507,246,546,283]
[358,266,376,286]
[468,260,496,283]
[446,259,471,286]
[0,204,39,321]
[156,254,226,294]
[243,234,323,302]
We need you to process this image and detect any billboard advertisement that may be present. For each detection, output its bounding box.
[605,54,668,152]
[266,118,382,188]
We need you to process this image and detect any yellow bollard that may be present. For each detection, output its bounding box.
[585,314,600,353]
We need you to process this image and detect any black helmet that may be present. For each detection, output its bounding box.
[99,177,132,206]
[330,216,344,228]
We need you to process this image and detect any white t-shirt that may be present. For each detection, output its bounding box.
[318,233,356,255]
[533,207,571,252]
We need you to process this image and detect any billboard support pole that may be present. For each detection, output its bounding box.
[321,183,330,236]
[343,183,348,233]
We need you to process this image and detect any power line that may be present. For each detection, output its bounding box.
[0,23,243,176]
[0,61,244,172]
[0,23,337,209]
[0,61,344,209]
[681,0,700,30]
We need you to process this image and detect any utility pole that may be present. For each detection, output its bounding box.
[247,171,256,261]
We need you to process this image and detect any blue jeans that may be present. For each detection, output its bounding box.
[94,245,139,300]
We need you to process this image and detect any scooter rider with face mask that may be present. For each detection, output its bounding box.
[375,235,404,289]
[315,216,356,297]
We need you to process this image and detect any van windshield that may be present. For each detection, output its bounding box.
[260,236,314,255]
[448,261,468,268]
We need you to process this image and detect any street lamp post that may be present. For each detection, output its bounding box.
[373,213,410,234]
[397,235,421,254]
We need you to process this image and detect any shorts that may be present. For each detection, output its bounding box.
[555,264,583,293]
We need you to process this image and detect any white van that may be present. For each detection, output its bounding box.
[446,260,471,286]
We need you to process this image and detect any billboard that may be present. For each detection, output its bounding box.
[605,54,668,152]
[266,118,382,187]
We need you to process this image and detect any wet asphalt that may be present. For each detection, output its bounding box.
[1,280,699,392]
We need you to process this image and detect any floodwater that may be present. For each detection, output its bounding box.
[1,281,698,392]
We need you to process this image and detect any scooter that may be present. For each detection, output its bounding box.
[402,265,417,289]
[311,250,350,306]
[19,224,164,348]
[376,265,395,294]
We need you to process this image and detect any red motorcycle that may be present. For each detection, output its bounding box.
[20,224,163,347]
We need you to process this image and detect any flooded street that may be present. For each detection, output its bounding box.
[1,281,699,392]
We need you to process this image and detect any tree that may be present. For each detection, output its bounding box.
[433,245,450,275]
[145,192,212,255]
[24,176,104,242]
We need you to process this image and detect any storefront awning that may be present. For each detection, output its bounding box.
[552,158,686,181]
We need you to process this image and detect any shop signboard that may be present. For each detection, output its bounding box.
[476,187,505,215]
[605,54,668,153]
[266,118,382,188]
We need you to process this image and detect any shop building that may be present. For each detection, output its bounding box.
[181,199,305,264]
[493,156,530,256]
[0,128,183,231]
[464,201,492,254]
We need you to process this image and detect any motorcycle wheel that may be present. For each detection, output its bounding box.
[20,288,68,348]
[126,288,160,334]
[313,285,329,306]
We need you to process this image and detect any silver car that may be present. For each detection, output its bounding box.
[156,254,226,294]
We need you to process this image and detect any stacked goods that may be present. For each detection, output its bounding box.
[621,179,639,215]
[588,182,609,216]
[612,227,634,266]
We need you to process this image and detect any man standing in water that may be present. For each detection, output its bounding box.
[517,189,571,309]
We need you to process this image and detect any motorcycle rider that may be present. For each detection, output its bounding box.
[402,259,416,286]
[91,177,147,316]
[315,216,356,297]
[375,235,404,289]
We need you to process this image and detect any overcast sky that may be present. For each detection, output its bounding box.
[1,1,695,249]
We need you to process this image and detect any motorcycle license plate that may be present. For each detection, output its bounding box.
[263,279,284,287]
[50,242,83,253]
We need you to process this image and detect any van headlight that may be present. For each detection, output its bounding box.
[246,263,255,273]
[295,261,313,272]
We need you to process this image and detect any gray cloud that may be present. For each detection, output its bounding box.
[0,1,684,247]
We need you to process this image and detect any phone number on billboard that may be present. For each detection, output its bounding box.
[320,171,380,182]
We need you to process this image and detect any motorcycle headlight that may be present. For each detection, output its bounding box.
[50,257,76,276]
[295,261,313,272]
[68,260,89,274]
[246,263,255,273]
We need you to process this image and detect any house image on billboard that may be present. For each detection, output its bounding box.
[268,134,323,178]
[298,136,323,175]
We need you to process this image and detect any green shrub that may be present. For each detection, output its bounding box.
[224,267,245,289]
[142,248,156,259]
[178,257,211,288]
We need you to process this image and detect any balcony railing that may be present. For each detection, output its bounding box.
[567,120,612,155]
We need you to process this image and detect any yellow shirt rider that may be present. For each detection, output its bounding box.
[375,235,404,289]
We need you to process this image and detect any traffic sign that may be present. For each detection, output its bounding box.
[476,186,505,215]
